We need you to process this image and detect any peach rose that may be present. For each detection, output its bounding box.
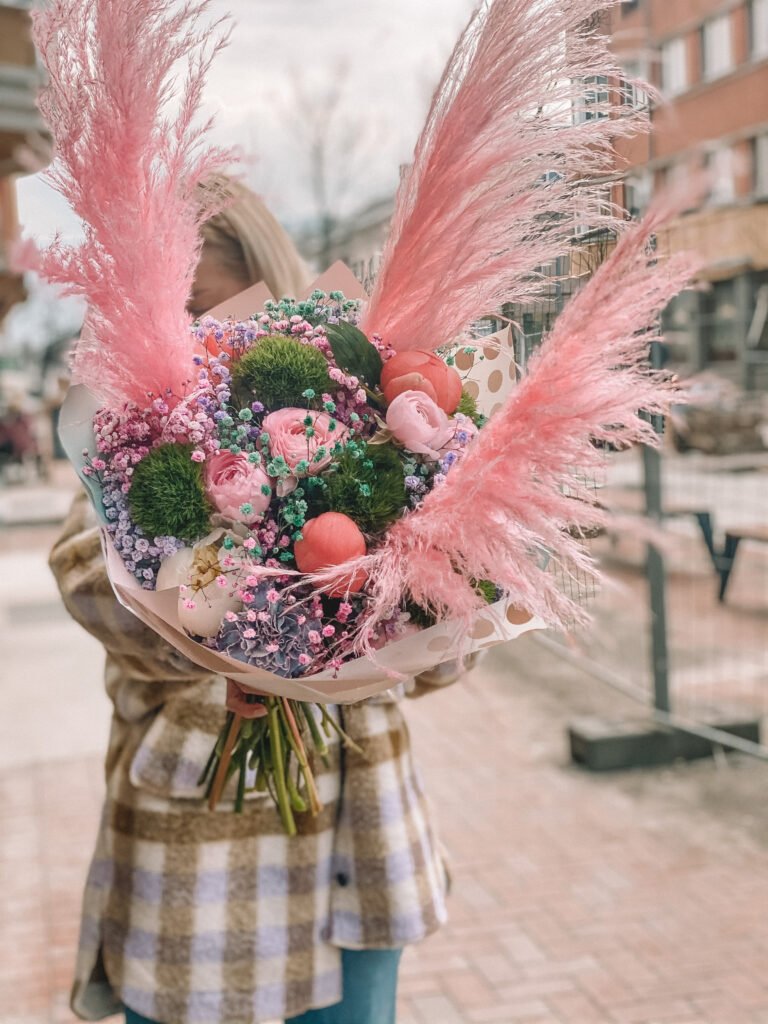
[381,351,463,414]
[205,451,272,525]
[385,390,454,459]
[262,408,348,475]
[294,512,367,597]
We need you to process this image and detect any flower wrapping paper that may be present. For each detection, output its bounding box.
[58,264,544,704]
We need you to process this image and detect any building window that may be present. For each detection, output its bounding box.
[572,185,612,237]
[660,37,688,96]
[706,146,735,205]
[574,75,610,123]
[705,279,742,362]
[624,172,651,217]
[621,0,640,11]
[621,60,650,108]
[754,134,768,195]
[750,0,768,58]
[701,14,733,80]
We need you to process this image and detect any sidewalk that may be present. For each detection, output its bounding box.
[0,461,80,529]
[398,647,768,1023]
[2,519,768,1023]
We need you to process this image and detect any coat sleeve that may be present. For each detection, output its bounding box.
[49,491,214,684]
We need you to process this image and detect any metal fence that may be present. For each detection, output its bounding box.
[510,269,768,759]
[352,248,768,757]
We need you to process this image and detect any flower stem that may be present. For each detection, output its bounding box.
[197,715,227,787]
[268,699,296,836]
[208,712,242,811]
[300,703,328,760]
[281,698,322,816]
[321,706,365,756]
[234,742,247,813]
[284,753,307,813]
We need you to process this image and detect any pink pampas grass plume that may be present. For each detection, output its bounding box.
[335,194,697,644]
[30,0,233,406]
[363,0,644,353]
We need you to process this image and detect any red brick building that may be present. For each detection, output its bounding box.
[609,0,768,386]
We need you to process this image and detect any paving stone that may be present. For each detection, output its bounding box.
[2,498,768,1023]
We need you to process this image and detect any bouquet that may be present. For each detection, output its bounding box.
[68,281,526,830]
[29,0,694,834]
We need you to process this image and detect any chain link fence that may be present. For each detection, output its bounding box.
[507,256,768,757]
[353,245,768,756]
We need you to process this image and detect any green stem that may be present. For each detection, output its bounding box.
[268,699,296,836]
[205,711,242,806]
[363,385,384,410]
[253,728,270,791]
[235,743,247,814]
[246,719,267,770]
[321,706,365,756]
[281,700,322,816]
[197,730,222,787]
[217,712,236,754]
[284,747,308,813]
[300,702,328,758]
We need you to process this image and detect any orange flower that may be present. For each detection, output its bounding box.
[294,512,367,597]
[381,350,463,413]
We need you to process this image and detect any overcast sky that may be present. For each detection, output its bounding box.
[16,0,476,243]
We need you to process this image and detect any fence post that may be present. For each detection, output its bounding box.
[642,340,670,714]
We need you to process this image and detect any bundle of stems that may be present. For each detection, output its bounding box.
[199,694,360,835]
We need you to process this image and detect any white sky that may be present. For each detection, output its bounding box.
[16,0,476,243]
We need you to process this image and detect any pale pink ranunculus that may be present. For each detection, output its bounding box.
[204,451,272,525]
[385,390,454,459]
[262,408,348,474]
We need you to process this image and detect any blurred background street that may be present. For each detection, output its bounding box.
[2,0,768,1021]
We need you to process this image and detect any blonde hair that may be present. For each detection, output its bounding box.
[199,176,310,299]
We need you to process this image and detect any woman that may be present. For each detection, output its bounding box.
[50,178,460,1024]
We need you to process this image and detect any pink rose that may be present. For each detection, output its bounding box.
[385,390,454,458]
[262,408,348,474]
[205,451,272,525]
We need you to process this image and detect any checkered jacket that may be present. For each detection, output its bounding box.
[50,494,455,1024]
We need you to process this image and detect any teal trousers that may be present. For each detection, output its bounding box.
[124,947,403,1024]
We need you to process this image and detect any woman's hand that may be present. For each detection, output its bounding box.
[225,679,269,719]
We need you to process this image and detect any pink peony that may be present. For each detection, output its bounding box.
[386,390,455,459]
[262,408,348,474]
[204,451,272,525]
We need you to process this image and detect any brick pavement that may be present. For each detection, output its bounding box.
[395,652,768,1024]
[3,637,768,1024]
[2,499,768,1023]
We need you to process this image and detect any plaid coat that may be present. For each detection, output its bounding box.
[50,494,456,1024]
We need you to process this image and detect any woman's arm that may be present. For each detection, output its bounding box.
[49,491,213,683]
